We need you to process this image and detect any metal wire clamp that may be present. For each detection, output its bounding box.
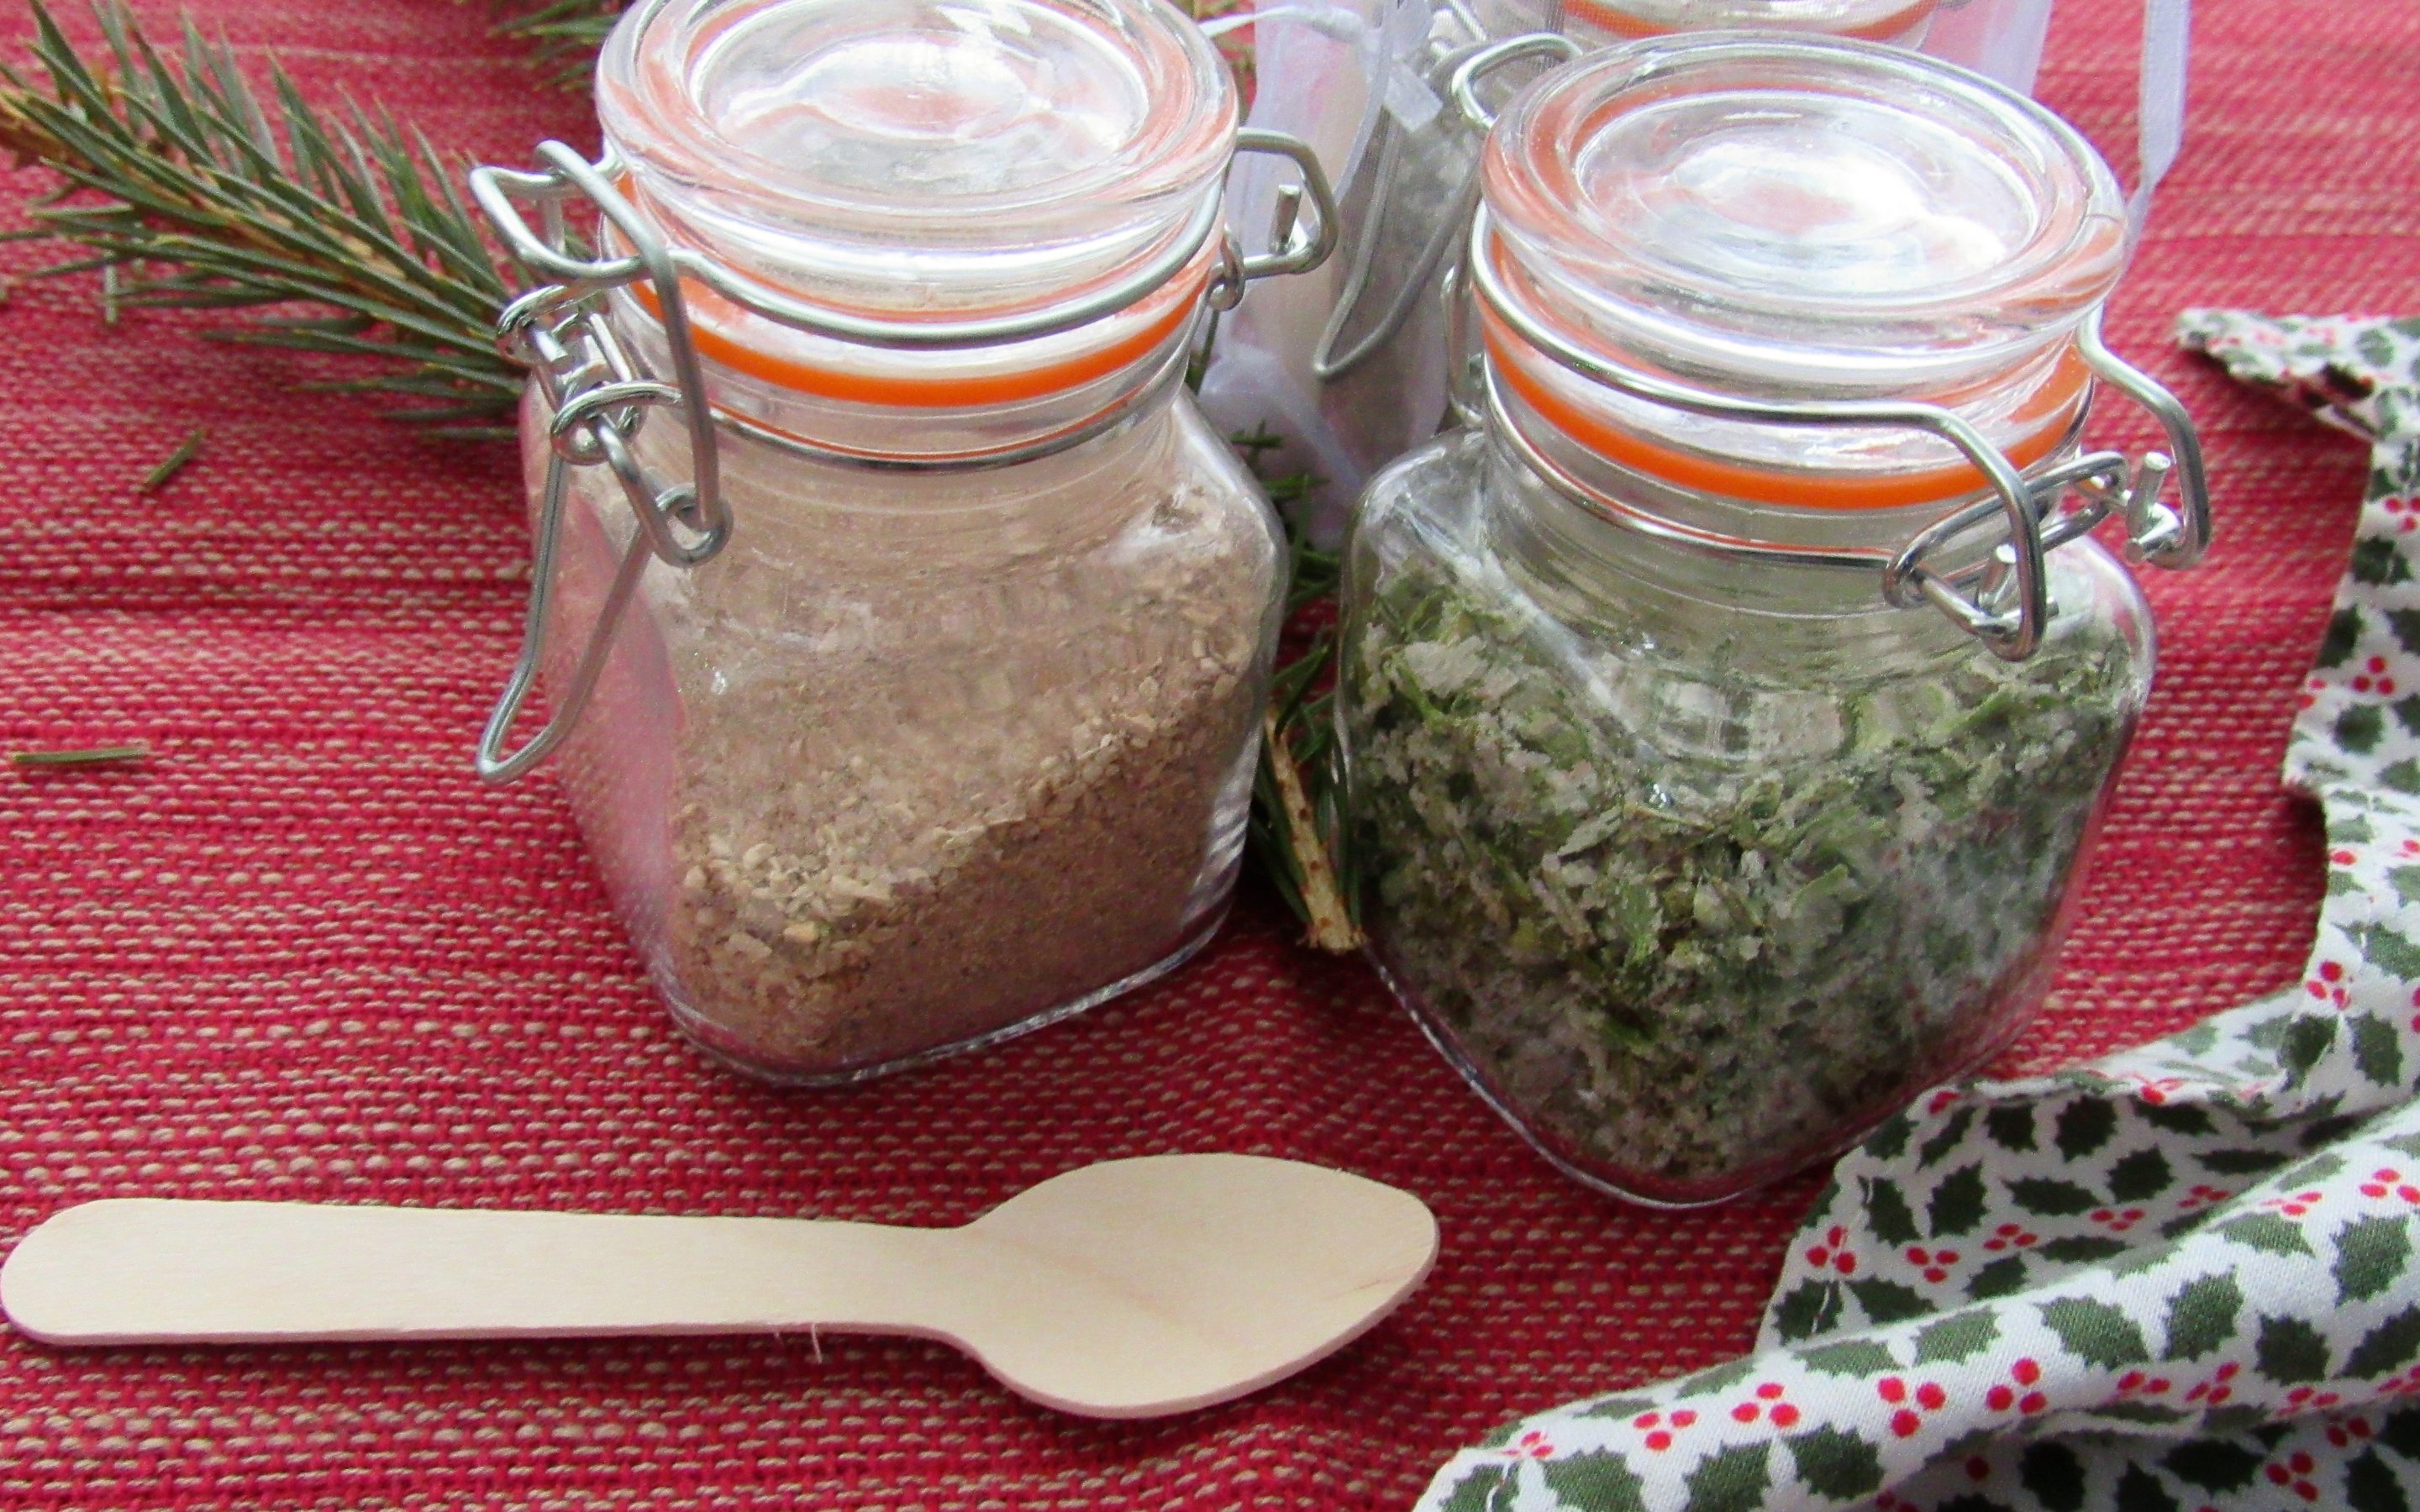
[463,131,1336,784]
[1467,205,2210,659]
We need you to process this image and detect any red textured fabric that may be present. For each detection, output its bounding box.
[0,1,2409,1506]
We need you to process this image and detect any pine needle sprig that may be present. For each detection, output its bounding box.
[0,1,522,433]
[489,0,624,87]
[1233,424,1361,951]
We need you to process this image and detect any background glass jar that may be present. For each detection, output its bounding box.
[1195,0,2060,528]
[1336,35,2208,1204]
[469,0,1334,1083]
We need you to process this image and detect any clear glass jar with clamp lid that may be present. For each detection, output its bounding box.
[1336,34,2209,1204]
[467,0,1336,1083]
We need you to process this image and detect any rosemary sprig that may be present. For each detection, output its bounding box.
[0,0,521,433]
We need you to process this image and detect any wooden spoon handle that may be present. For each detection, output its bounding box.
[2,1199,959,1345]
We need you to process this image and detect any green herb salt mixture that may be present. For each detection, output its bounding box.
[1342,454,2149,1196]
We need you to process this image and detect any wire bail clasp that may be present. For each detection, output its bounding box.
[1469,203,2212,659]
[465,143,731,784]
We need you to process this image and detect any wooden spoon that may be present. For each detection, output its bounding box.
[0,1153,1437,1418]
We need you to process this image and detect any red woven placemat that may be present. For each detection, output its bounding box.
[1,1,2411,1506]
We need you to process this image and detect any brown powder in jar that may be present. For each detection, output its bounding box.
[557,414,1281,1079]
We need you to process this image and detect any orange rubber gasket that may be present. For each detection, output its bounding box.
[1481,308,2090,511]
[1561,0,1938,41]
[624,269,1207,410]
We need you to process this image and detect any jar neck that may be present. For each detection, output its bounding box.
[619,374,1193,572]
[1477,399,2022,670]
[607,268,1206,466]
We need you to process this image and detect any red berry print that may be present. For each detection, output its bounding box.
[1503,1430,1554,1460]
[2186,1362,2241,1406]
[1983,1222,2040,1252]
[2178,1184,2233,1212]
[1731,1382,1801,1429]
[1876,1375,1951,1436]
[1905,1246,1961,1283]
[1804,1226,1857,1273]
[2262,1189,2325,1219]
[2360,1168,2420,1203]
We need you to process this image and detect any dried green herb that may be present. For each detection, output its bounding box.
[12,743,149,767]
[137,424,205,492]
[1344,515,2145,1194]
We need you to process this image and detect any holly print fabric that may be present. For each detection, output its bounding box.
[1417,310,2420,1512]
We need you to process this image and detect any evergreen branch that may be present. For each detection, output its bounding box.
[488,0,623,87]
[0,0,523,430]
[1231,423,1360,951]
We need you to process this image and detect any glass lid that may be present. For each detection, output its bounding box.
[597,0,1237,318]
[1480,34,2127,395]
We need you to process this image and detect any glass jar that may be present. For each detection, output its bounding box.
[1213,0,2050,515]
[1336,35,2209,1205]
[467,0,1334,1082]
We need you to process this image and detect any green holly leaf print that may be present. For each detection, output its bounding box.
[1677,1360,1758,1398]
[2095,1400,2190,1426]
[1986,1105,2037,1152]
[1928,1164,1988,1238]
[2254,1315,2333,1383]
[2113,1463,2182,1512]
[1848,1278,1933,1325]
[1571,1395,1661,1424]
[2391,865,2420,907]
[2346,1305,2420,1378]
[2341,703,2390,755]
[1798,1339,1900,1378]
[1771,1280,1844,1343]
[2009,1178,2101,1216]
[1865,1177,1921,1247]
[2019,1441,2089,1512]
[2385,764,2420,800]
[1865,1114,1915,1161]
[2108,1148,2175,1203]
[2140,1101,2217,1137]
[2161,1273,2243,1361]
[1913,1310,2000,1365]
[2323,606,2367,667]
[2161,1439,2265,1493]
[1968,1256,2029,1299]
[1543,1450,1648,1512]
[1436,1462,1513,1512]
[2035,1236,2128,1263]
[1681,1443,1771,1512]
[2217,1210,2315,1256]
[2281,1016,2340,1076]
[2351,921,2420,980]
[2388,608,2420,659]
[2202,1147,2296,1179]
[2345,1448,2405,1512]
[2354,535,2413,586]
[2395,694,2420,738]
[2383,1405,2420,1457]
[1786,1427,1884,1500]
[2039,1297,2150,1368]
[2055,1099,2120,1159]
[2354,1014,2407,1085]
[1920,1107,1978,1168]
[2337,1215,2413,1304]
